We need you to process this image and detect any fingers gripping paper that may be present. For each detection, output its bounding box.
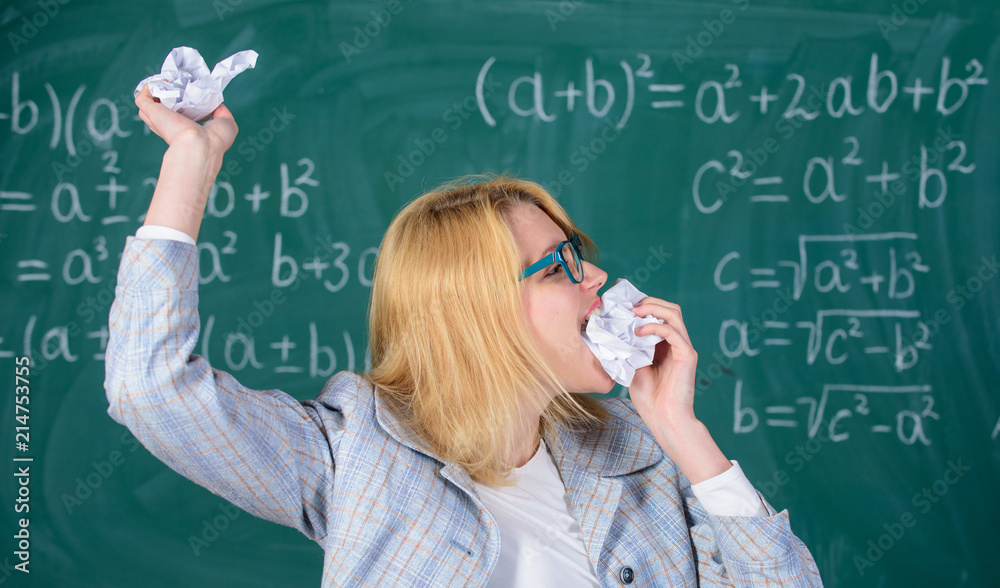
[134,46,258,121]
[582,279,664,387]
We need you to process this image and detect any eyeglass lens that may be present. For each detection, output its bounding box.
[561,241,584,282]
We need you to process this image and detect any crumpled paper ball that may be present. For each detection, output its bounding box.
[134,46,258,122]
[582,279,664,387]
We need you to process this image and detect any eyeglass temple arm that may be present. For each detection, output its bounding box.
[518,253,558,280]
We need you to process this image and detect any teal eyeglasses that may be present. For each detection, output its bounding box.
[518,234,585,283]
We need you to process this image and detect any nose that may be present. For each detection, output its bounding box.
[580,260,607,292]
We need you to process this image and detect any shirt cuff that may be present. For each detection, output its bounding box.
[135,224,196,245]
[691,461,768,517]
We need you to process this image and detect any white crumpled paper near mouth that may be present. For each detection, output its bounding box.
[582,279,664,387]
[134,46,258,122]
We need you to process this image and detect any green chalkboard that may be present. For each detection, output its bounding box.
[2,0,998,586]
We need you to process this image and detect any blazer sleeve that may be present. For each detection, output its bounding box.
[104,237,343,541]
[683,483,824,587]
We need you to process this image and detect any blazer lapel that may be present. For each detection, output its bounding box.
[542,402,664,568]
[549,439,623,567]
[373,385,438,457]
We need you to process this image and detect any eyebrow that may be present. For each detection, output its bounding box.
[534,239,563,263]
[521,239,563,271]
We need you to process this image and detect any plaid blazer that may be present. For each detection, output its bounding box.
[105,238,822,587]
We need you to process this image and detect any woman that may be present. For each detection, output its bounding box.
[105,87,823,586]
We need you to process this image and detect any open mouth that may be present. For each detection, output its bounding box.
[581,305,601,332]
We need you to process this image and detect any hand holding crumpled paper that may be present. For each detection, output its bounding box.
[582,279,665,387]
[134,46,258,122]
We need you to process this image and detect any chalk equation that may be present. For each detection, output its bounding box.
[720,309,931,371]
[0,73,137,158]
[11,230,376,292]
[712,232,943,373]
[714,233,930,301]
[716,230,953,437]
[4,157,320,226]
[734,381,939,446]
[474,53,988,129]
[691,131,974,214]
[4,153,384,291]
[2,314,369,378]
[197,317,371,377]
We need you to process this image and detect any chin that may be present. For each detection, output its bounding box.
[565,370,615,395]
[586,371,616,394]
[589,351,616,393]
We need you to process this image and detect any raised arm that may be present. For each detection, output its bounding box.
[104,89,342,540]
[135,85,237,240]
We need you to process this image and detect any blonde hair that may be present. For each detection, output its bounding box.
[365,174,608,486]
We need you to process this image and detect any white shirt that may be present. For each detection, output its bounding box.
[474,439,600,587]
[473,439,766,587]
